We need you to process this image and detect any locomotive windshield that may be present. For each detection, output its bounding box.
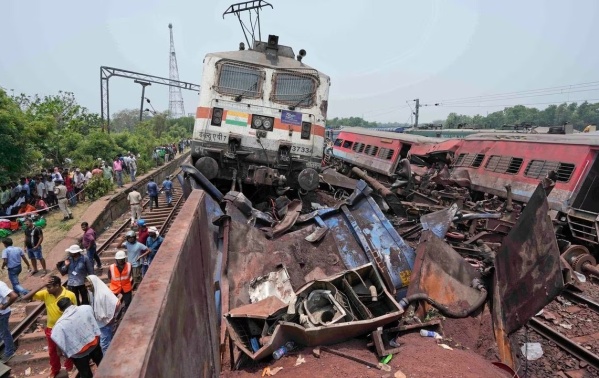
[272,72,316,107]
[216,62,263,98]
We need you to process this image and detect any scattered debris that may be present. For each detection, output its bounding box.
[294,355,306,367]
[261,366,283,376]
[439,344,454,350]
[24,367,32,376]
[559,323,573,330]
[520,342,544,361]
[394,370,407,378]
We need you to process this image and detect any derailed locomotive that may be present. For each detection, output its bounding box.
[191,35,330,192]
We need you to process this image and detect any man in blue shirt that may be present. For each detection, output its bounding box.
[59,245,94,305]
[161,176,174,207]
[121,231,147,287]
[139,227,163,277]
[146,177,159,211]
[1,238,32,296]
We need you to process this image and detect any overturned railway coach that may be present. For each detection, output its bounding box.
[328,128,448,178]
[191,36,330,191]
[449,133,599,245]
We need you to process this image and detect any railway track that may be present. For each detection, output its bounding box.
[520,288,599,377]
[3,174,186,377]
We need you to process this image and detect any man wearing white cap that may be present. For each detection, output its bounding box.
[59,245,93,305]
[138,227,163,277]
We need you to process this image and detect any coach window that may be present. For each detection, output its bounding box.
[455,153,486,168]
[524,160,575,182]
[272,72,317,107]
[216,62,264,98]
[485,155,523,174]
[334,139,343,147]
[378,148,394,160]
[342,140,353,149]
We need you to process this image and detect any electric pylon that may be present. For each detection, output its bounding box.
[168,23,185,118]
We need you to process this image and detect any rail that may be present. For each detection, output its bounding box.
[528,318,599,371]
[4,169,184,349]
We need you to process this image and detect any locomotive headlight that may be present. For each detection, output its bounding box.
[263,118,272,130]
[253,117,263,128]
[211,107,223,126]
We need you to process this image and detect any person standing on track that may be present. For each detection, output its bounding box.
[108,251,133,310]
[59,245,94,305]
[127,188,142,224]
[147,177,159,211]
[161,175,174,206]
[23,218,47,276]
[138,227,163,277]
[137,219,149,245]
[1,238,32,296]
[81,222,102,270]
[0,280,18,363]
[51,297,102,378]
[121,231,147,287]
[55,179,73,221]
[22,276,77,378]
[85,275,119,354]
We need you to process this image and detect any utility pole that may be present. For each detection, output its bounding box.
[134,80,151,122]
[413,98,420,128]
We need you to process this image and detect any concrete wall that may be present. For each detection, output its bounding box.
[97,189,220,377]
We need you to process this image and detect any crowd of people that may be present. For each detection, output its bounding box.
[0,142,187,376]
[152,140,189,167]
[0,218,164,377]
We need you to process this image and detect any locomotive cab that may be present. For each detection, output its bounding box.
[191,35,330,192]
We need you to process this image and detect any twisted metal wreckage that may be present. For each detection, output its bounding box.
[178,162,570,372]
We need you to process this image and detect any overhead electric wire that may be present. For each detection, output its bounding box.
[434,87,599,106]
[432,80,599,104]
[434,97,599,108]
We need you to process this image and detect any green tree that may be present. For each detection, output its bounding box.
[0,90,30,180]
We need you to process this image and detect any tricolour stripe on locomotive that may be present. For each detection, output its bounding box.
[191,39,330,191]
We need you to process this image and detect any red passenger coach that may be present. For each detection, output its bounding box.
[330,128,445,178]
[452,133,599,244]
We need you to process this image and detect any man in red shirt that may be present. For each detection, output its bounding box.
[137,219,149,245]
[63,169,76,207]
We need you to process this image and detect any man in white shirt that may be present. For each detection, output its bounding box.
[45,177,57,207]
[73,169,85,203]
[0,281,18,362]
[127,189,142,224]
[51,298,102,378]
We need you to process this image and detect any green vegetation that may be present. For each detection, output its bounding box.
[443,102,599,130]
[0,89,192,183]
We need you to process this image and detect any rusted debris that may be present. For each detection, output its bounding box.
[492,180,564,368]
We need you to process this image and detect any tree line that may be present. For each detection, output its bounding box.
[327,102,599,131]
[0,89,193,184]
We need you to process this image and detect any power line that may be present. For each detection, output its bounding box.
[434,97,599,108]
[436,86,599,106]
[431,80,599,104]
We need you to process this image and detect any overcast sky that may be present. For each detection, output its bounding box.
[2,0,598,123]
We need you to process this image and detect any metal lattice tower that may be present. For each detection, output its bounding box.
[168,23,185,118]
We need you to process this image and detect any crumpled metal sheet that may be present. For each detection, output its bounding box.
[248,267,296,305]
[420,203,459,238]
[493,181,564,334]
[225,180,415,306]
[407,230,485,314]
[225,264,404,361]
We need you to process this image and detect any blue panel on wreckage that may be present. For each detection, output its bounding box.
[319,180,415,295]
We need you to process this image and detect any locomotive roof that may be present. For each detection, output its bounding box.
[206,50,329,79]
[463,132,599,146]
[338,127,447,144]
